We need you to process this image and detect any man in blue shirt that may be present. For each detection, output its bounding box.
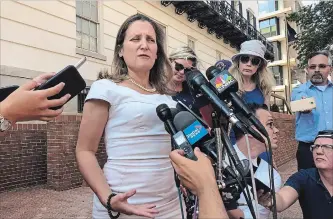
[258,130,333,219]
[291,51,333,170]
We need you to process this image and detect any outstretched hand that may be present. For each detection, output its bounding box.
[110,189,159,218]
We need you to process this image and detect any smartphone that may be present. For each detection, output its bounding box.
[34,57,87,110]
[0,85,19,102]
[290,97,316,112]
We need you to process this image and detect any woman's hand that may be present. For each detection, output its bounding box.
[110,189,159,218]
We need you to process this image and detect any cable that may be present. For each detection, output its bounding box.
[266,137,278,219]
[244,134,260,219]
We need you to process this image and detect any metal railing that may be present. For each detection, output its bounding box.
[271,92,292,114]
[206,0,274,55]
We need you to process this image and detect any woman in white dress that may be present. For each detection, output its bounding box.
[76,14,182,219]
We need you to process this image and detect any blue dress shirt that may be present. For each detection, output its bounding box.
[291,80,333,142]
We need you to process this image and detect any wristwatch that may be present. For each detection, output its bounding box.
[0,114,12,132]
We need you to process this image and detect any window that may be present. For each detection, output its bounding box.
[258,0,278,15]
[269,66,283,85]
[259,17,279,38]
[188,37,196,51]
[231,0,243,15]
[272,41,281,61]
[247,10,257,29]
[76,0,98,52]
[216,51,222,61]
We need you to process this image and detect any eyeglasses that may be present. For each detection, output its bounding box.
[310,144,333,152]
[240,55,262,66]
[308,64,330,70]
[174,62,195,72]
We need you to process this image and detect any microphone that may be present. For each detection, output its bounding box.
[186,70,247,134]
[176,101,209,128]
[206,66,269,138]
[235,112,265,143]
[173,111,247,176]
[156,104,177,135]
[163,107,180,134]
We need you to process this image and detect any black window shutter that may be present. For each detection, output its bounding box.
[247,10,250,21]
[231,1,235,9]
[239,2,243,15]
[253,16,257,29]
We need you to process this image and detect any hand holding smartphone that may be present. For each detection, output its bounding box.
[34,57,87,110]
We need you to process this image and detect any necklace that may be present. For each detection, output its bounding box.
[128,77,156,93]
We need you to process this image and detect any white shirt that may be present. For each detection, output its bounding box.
[226,144,282,219]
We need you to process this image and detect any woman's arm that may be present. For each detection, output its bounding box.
[76,99,111,206]
[76,99,159,218]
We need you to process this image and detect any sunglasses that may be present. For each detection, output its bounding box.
[174,62,195,72]
[240,55,262,66]
[308,64,330,70]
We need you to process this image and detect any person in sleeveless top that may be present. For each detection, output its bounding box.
[76,14,183,219]
[228,40,276,163]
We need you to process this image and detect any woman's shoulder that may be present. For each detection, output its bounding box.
[91,78,116,87]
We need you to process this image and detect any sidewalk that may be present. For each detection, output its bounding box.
[0,159,302,219]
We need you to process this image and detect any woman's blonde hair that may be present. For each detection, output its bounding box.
[97,14,172,95]
[169,46,198,67]
[229,58,276,98]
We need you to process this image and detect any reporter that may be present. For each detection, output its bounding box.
[258,130,333,219]
[0,72,70,132]
[169,148,229,219]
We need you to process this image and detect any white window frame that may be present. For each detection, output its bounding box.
[76,0,106,61]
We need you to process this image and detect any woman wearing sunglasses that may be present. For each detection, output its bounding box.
[229,40,275,163]
[169,46,210,117]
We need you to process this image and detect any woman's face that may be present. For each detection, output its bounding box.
[238,55,262,77]
[120,20,158,74]
[171,59,194,83]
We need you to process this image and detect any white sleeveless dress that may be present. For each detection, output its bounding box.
[86,79,183,219]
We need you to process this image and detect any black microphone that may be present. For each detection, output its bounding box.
[156,104,177,135]
[173,111,246,177]
[206,66,269,138]
[156,104,182,189]
[186,70,247,134]
[176,101,209,128]
[235,113,265,143]
[163,107,180,134]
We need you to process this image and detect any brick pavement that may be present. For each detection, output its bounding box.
[0,159,302,219]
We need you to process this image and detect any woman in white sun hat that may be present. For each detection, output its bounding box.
[229,40,276,163]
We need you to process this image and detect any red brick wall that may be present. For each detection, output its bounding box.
[271,112,298,167]
[0,113,296,192]
[0,123,47,192]
[47,114,106,191]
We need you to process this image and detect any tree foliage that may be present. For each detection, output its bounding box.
[287,1,333,67]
